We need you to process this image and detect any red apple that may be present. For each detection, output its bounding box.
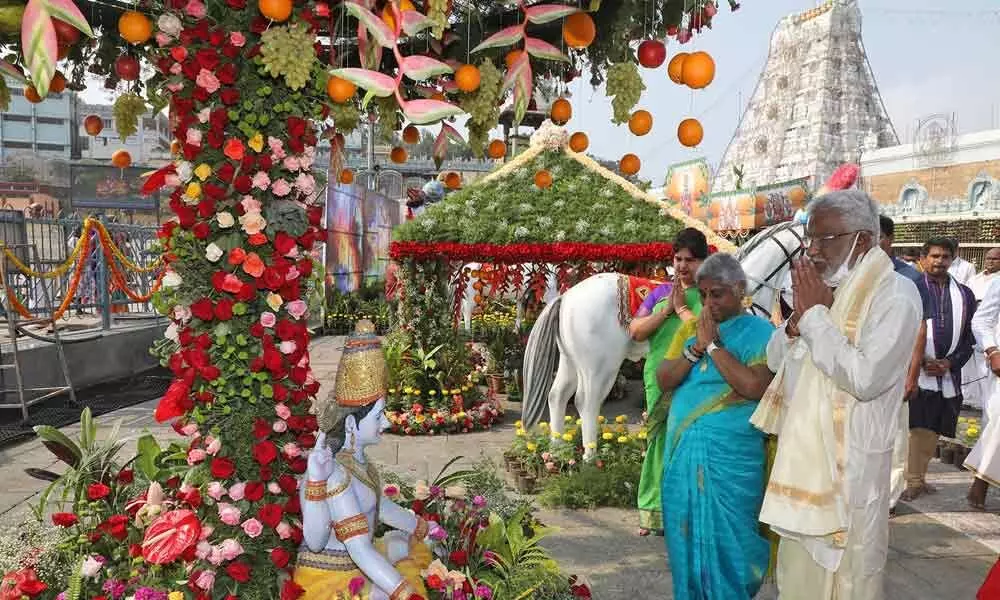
[637,39,667,69]
[52,18,80,46]
[84,114,103,136]
[115,55,140,81]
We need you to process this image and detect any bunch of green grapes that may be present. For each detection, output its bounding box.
[606,62,645,124]
[260,23,316,91]
[459,60,502,156]
[374,95,401,143]
[330,101,360,134]
[427,0,448,39]
[112,92,146,141]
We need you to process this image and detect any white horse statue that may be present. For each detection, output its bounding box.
[521,222,806,458]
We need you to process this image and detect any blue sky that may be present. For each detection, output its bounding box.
[569,0,1000,184]
[81,1,999,185]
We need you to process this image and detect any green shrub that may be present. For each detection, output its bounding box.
[537,460,642,510]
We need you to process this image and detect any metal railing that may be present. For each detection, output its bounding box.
[0,211,162,330]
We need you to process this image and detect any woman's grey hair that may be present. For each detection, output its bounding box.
[695,253,746,291]
[808,190,880,238]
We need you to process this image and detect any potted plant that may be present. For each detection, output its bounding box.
[485,332,509,395]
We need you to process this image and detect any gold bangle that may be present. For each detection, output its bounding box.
[332,514,370,542]
[390,580,418,600]
[304,480,327,502]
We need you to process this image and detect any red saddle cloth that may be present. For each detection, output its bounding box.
[979,557,1000,599]
[616,275,666,326]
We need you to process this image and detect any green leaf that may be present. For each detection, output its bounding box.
[33,425,81,466]
[135,433,162,480]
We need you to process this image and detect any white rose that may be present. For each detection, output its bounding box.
[157,13,182,36]
[216,212,235,229]
[175,161,193,182]
[205,242,224,262]
[164,322,179,342]
[80,555,104,578]
[162,270,183,288]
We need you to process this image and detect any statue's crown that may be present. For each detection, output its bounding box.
[332,319,387,408]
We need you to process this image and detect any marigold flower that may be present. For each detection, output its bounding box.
[602,432,613,440]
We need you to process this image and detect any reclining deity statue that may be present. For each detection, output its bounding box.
[292,320,436,600]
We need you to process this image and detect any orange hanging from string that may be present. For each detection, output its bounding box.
[677,118,704,147]
[563,12,596,49]
[681,51,715,89]
[667,53,688,84]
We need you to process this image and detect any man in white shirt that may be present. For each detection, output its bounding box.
[963,248,999,413]
[969,247,1000,302]
[965,277,1000,509]
[753,190,922,599]
[949,241,977,286]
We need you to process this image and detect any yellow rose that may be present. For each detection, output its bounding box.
[168,593,184,600]
[194,163,212,181]
[429,390,437,396]
[575,418,582,426]
[404,386,414,394]
[266,293,283,311]
[562,433,573,442]
[185,181,202,199]
[457,411,466,418]
[415,415,426,423]
[248,132,264,153]
[602,432,613,440]
[515,420,523,428]
[637,430,648,440]
[516,429,526,437]
[617,435,629,444]
[526,442,538,452]
[565,415,574,422]
[615,415,627,424]
[451,389,461,395]
[414,390,421,396]
[539,422,549,430]
[598,416,606,423]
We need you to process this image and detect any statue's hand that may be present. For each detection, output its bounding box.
[306,432,335,482]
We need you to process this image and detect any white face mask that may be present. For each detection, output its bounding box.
[822,232,861,287]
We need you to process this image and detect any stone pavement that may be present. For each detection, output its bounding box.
[0,335,997,598]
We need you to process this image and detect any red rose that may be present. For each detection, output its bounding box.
[118,468,134,484]
[258,154,273,170]
[192,222,210,239]
[170,46,188,62]
[214,298,234,321]
[217,62,238,84]
[87,482,111,501]
[283,493,301,515]
[178,486,202,509]
[129,543,142,557]
[270,547,291,568]
[216,162,235,182]
[220,88,240,105]
[288,457,307,473]
[262,267,284,290]
[236,283,257,301]
[225,0,247,10]
[203,182,227,200]
[234,174,252,194]
[259,465,273,481]
[249,322,265,337]
[207,129,225,149]
[155,379,193,422]
[278,474,298,495]
[425,574,444,590]
[258,503,283,528]
[225,561,252,583]
[273,232,298,257]
[273,384,289,402]
[51,512,78,527]
[411,499,425,514]
[281,579,305,600]
[100,514,130,540]
[224,138,245,161]
[449,550,468,566]
[210,456,235,479]
[195,49,219,70]
[253,418,272,439]
[275,319,297,341]
[192,87,210,103]
[244,481,265,502]
[190,298,214,321]
[197,199,217,218]
[252,440,278,466]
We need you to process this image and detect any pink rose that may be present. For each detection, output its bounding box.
[219,539,244,561]
[186,128,203,146]
[206,481,226,501]
[166,82,184,93]
[252,171,270,191]
[205,436,221,455]
[196,69,220,93]
[240,195,262,213]
[195,540,212,560]
[271,179,292,197]
[294,173,316,197]
[184,0,206,19]
[285,266,301,281]
[217,502,242,526]
[275,403,291,420]
[207,546,224,566]
[283,442,301,458]
[285,299,308,320]
[276,521,293,540]
[169,62,183,75]
[299,147,317,169]
[173,304,192,322]
[229,32,246,47]
[187,448,207,465]
[200,524,214,540]
[272,420,288,433]
[241,518,263,538]
[268,482,282,495]
[268,136,285,158]
[195,570,215,591]
[279,340,297,355]
[155,32,171,47]
[228,482,246,501]
[260,312,277,328]
[197,107,211,123]
[282,156,300,172]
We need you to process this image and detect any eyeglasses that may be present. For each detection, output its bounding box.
[802,230,860,248]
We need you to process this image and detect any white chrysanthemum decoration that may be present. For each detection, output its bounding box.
[498,218,509,229]
[529,120,570,150]
[600,225,613,237]
[487,201,499,211]
[518,202,532,213]
[552,199,566,209]
[536,216,553,228]
[514,226,530,238]
[574,219,589,233]
[623,220,638,233]
[600,187,615,198]
[554,230,567,241]
[420,218,437,229]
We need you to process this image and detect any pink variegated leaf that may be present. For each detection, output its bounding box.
[0,60,26,83]
[329,68,397,97]
[512,59,533,125]
[21,0,57,97]
[471,24,524,53]
[342,0,395,48]
[442,121,465,144]
[432,128,449,169]
[524,4,581,24]
[501,52,530,93]
[440,80,459,94]
[42,0,93,37]
[401,10,433,36]
[525,37,569,62]
[401,98,464,125]
[399,55,453,82]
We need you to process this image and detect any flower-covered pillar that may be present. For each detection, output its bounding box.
[146,0,330,598]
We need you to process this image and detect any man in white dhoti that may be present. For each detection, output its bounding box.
[752,190,922,600]
[969,248,1000,301]
[962,248,999,416]
[949,241,976,286]
[965,277,1000,510]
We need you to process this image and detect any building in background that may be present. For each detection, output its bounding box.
[0,76,75,164]
[74,101,171,167]
[713,0,897,194]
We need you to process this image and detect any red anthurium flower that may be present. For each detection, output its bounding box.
[141,509,202,565]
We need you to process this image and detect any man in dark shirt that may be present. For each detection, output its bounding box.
[880,216,932,511]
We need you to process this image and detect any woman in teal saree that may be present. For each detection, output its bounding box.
[657,254,775,600]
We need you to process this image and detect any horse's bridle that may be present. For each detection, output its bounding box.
[743,223,805,319]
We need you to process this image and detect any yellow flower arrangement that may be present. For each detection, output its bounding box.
[414,415,426,424]
[615,415,627,424]
[168,593,184,600]
[586,442,597,449]
[602,432,614,441]
[539,422,549,430]
[637,430,648,440]
[515,420,523,428]
[575,418,583,426]
[404,386,414,394]
[526,442,538,452]
[617,435,629,444]
[516,429,527,437]
[565,415,574,422]
[562,432,574,442]
[598,416,606,423]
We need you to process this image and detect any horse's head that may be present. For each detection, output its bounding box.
[737,222,805,321]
